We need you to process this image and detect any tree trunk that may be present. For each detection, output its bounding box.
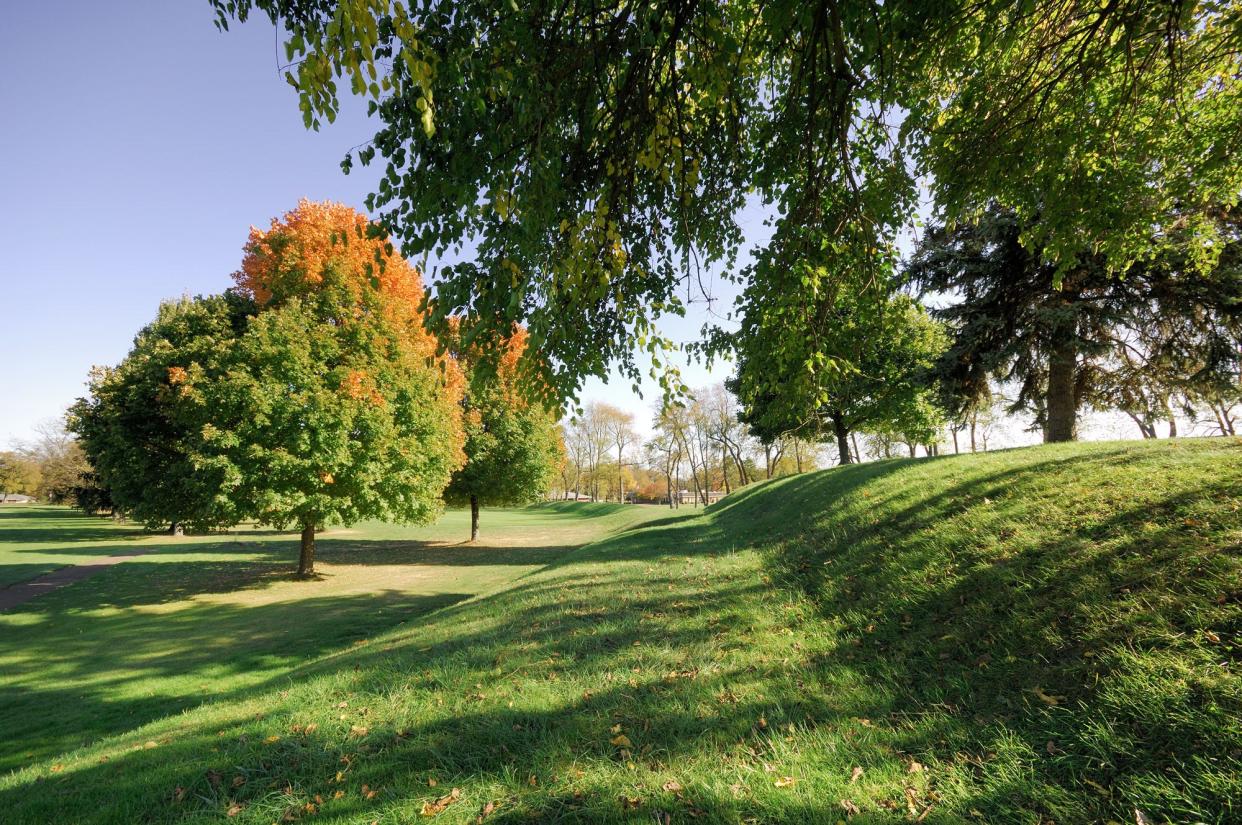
[298,521,316,577]
[764,444,772,479]
[1165,402,1178,438]
[831,412,852,465]
[952,428,959,454]
[851,432,861,464]
[169,521,183,536]
[969,414,977,452]
[1044,336,1078,442]
[470,495,480,541]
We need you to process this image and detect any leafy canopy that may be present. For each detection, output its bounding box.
[69,293,254,529]
[444,325,564,509]
[73,201,466,544]
[209,0,1242,402]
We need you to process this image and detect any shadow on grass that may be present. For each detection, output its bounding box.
[1,441,1236,823]
[0,507,145,545]
[0,588,472,772]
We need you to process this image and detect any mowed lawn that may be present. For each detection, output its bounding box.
[0,439,1237,824]
[0,502,658,772]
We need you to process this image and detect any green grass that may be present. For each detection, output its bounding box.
[1,439,1238,823]
[0,502,650,773]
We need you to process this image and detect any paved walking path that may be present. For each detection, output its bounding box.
[0,548,154,612]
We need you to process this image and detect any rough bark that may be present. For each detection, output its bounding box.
[470,495,480,541]
[168,521,183,536]
[1044,337,1078,442]
[831,412,852,465]
[298,520,316,576]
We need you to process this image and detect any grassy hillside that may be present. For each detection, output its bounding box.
[1,439,1238,823]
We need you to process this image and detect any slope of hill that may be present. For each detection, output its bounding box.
[2,439,1238,823]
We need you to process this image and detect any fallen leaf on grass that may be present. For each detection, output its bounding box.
[849,766,863,783]
[1084,778,1110,796]
[476,800,496,821]
[50,764,63,773]
[1032,687,1064,706]
[419,787,462,817]
[610,734,633,748]
[619,795,642,810]
[662,780,683,793]
[264,735,281,744]
[907,761,925,774]
[172,786,186,802]
[226,803,243,817]
[350,725,369,737]
[774,776,797,788]
[840,798,860,816]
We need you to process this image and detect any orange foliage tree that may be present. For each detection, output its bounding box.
[444,321,564,540]
[207,200,466,574]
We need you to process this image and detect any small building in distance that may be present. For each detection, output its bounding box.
[0,494,35,504]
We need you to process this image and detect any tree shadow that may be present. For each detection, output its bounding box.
[0,442,1234,823]
[0,506,145,545]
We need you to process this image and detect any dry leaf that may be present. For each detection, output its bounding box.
[477,800,496,821]
[619,795,642,810]
[303,723,318,734]
[610,734,633,748]
[840,798,861,816]
[350,725,369,737]
[264,735,281,744]
[1085,778,1110,795]
[662,779,683,793]
[50,764,64,773]
[420,787,462,817]
[1032,687,1063,706]
[1204,630,1221,644]
[1134,809,1153,825]
[774,776,797,788]
[227,803,243,817]
[428,777,438,787]
[908,761,925,774]
[850,766,864,783]
[172,786,186,802]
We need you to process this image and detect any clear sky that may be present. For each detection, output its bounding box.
[0,0,749,448]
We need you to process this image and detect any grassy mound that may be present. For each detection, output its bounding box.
[2,439,1238,823]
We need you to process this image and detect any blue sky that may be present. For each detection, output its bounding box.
[0,0,747,447]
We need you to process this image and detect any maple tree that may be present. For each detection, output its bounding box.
[443,323,563,541]
[69,293,254,532]
[211,200,465,574]
[72,201,465,574]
